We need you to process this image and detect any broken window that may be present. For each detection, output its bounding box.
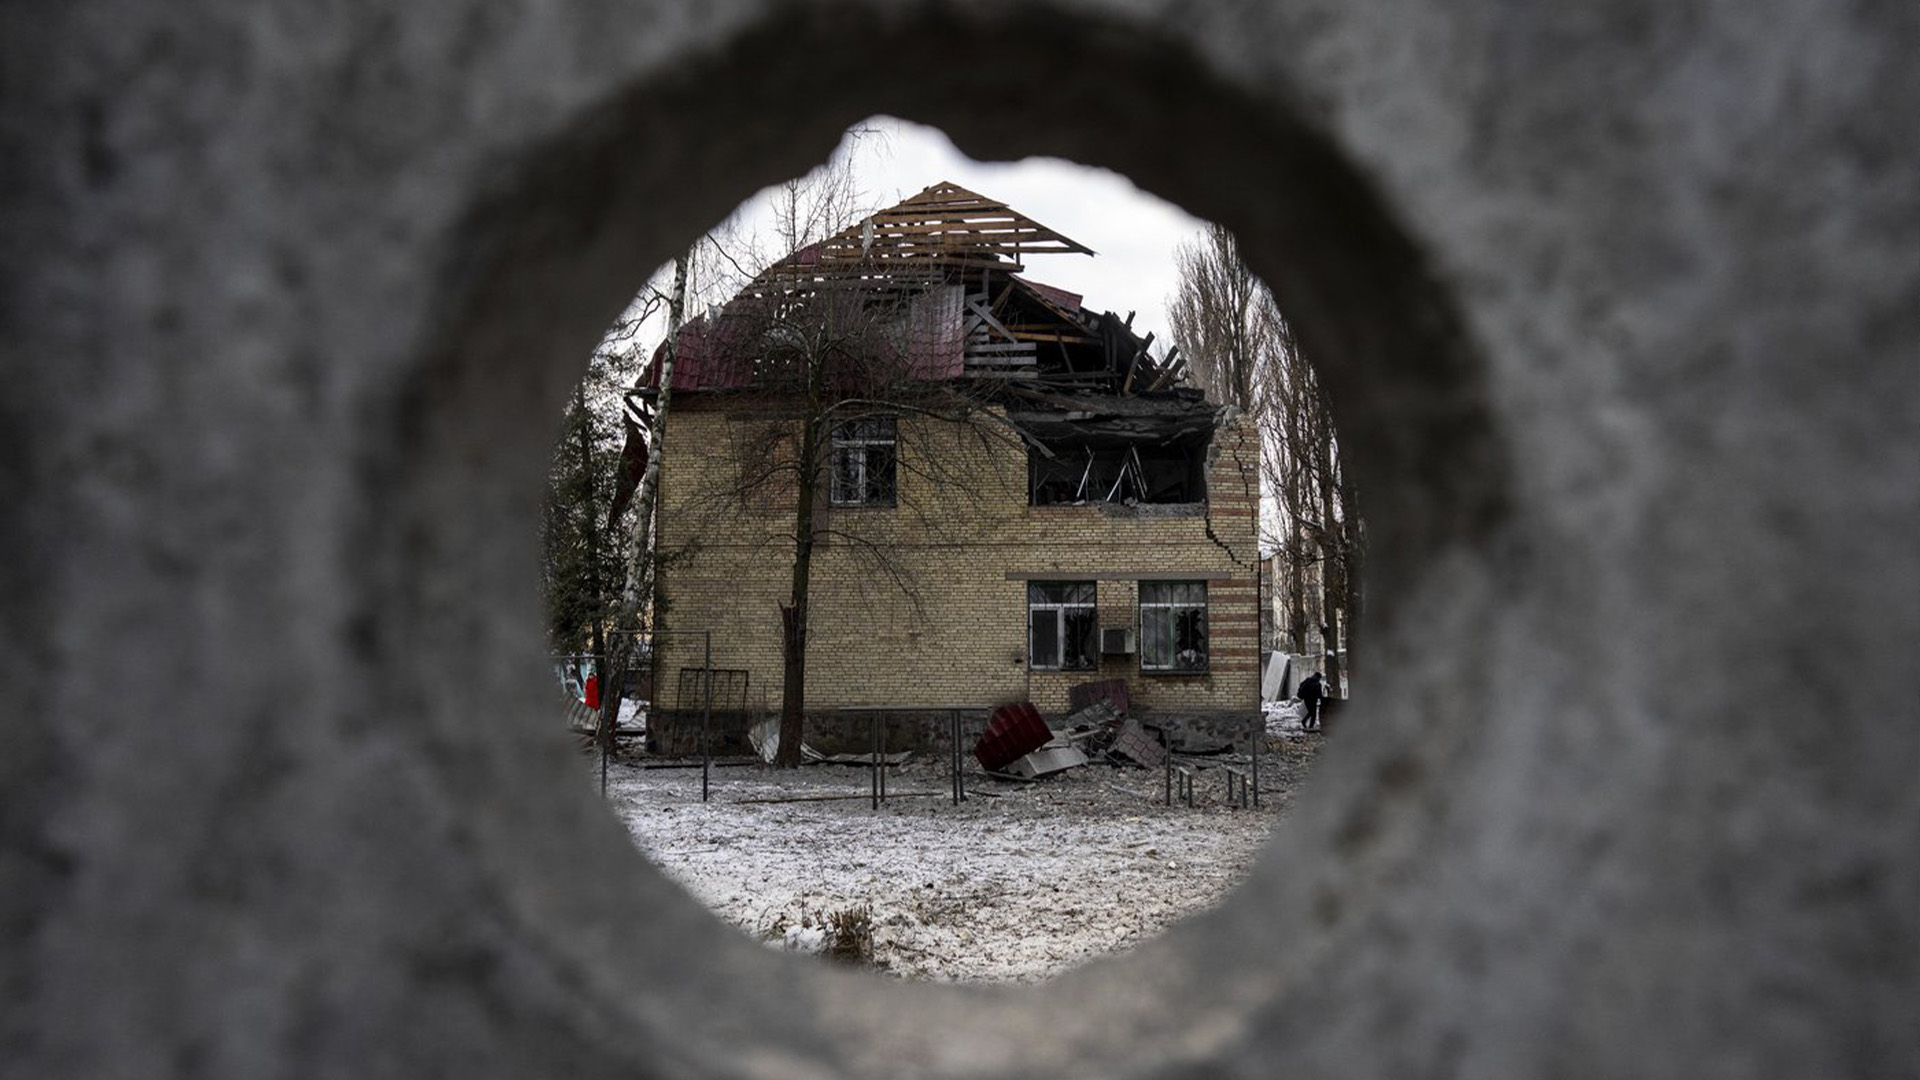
[1028,442,1205,506]
[1029,581,1098,671]
[829,416,896,507]
[1140,581,1207,672]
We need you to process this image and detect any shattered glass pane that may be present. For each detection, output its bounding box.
[864,445,896,503]
[830,451,862,504]
[1140,580,1207,671]
[1029,580,1097,670]
[1062,607,1098,670]
[1174,608,1207,670]
[1028,442,1203,506]
[829,416,896,506]
[1141,608,1174,669]
[843,416,893,441]
[1030,609,1060,668]
[1030,581,1095,605]
[1142,581,1205,606]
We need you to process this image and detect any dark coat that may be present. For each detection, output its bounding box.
[1297,673,1325,701]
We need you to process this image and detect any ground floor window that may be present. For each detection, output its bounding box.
[1029,581,1097,670]
[1141,581,1207,672]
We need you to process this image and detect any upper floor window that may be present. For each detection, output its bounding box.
[1029,581,1097,671]
[1141,581,1208,672]
[829,416,896,507]
[1028,440,1207,506]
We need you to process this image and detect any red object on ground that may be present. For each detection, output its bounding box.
[974,703,1051,772]
[584,674,600,710]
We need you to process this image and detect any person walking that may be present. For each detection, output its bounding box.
[1297,671,1326,732]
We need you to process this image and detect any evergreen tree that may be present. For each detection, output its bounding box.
[541,346,642,656]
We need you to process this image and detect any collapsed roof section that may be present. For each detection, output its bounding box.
[647,181,1190,395]
[642,182,1224,509]
[752,180,1093,289]
[1007,387,1217,507]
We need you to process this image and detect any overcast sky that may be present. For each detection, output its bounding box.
[623,116,1209,358]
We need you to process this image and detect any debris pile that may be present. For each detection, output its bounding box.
[974,703,1053,772]
[1108,716,1167,769]
[974,686,1182,779]
[749,717,913,767]
[1067,678,1131,716]
[959,681,1282,814]
[1004,742,1088,780]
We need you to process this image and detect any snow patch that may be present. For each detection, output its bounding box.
[601,741,1321,982]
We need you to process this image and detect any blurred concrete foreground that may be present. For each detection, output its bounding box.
[2,2,1913,1077]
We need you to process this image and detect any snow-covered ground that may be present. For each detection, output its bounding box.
[603,733,1321,982]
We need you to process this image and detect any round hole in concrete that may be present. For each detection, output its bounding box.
[553,121,1345,984]
[403,6,1509,1076]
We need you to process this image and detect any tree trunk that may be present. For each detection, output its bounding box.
[776,346,829,768]
[599,254,685,747]
[1284,355,1310,656]
[574,378,611,755]
[617,255,685,628]
[776,490,816,768]
[1336,460,1361,686]
[1317,409,1343,698]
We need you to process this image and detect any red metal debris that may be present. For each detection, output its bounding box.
[1011,275,1083,315]
[974,702,1051,772]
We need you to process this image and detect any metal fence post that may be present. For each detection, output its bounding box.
[1251,715,1261,808]
[597,651,613,798]
[701,631,712,804]
[869,715,879,811]
[1164,729,1173,807]
[599,653,608,798]
[957,711,966,803]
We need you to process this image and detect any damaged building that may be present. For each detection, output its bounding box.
[643,182,1259,753]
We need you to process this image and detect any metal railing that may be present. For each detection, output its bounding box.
[833,706,990,809]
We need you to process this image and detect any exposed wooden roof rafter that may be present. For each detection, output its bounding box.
[746,181,1094,294]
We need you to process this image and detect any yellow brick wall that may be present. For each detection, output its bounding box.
[652,398,1261,718]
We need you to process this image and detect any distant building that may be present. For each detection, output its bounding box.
[1261,548,1347,698]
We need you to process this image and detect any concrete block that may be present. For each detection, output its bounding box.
[3,1,1910,1078]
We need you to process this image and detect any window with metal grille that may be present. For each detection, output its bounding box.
[1028,581,1097,671]
[1140,581,1208,672]
[829,416,896,507]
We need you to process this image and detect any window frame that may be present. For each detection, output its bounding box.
[1139,580,1209,673]
[828,415,897,508]
[1026,438,1209,507]
[1027,580,1099,672]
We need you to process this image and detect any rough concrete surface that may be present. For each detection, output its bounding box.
[2,1,1913,1078]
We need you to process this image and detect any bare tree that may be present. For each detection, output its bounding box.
[557,139,898,748]
[1168,223,1262,410]
[1167,225,1363,692]
[540,293,661,658]
[588,255,689,756]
